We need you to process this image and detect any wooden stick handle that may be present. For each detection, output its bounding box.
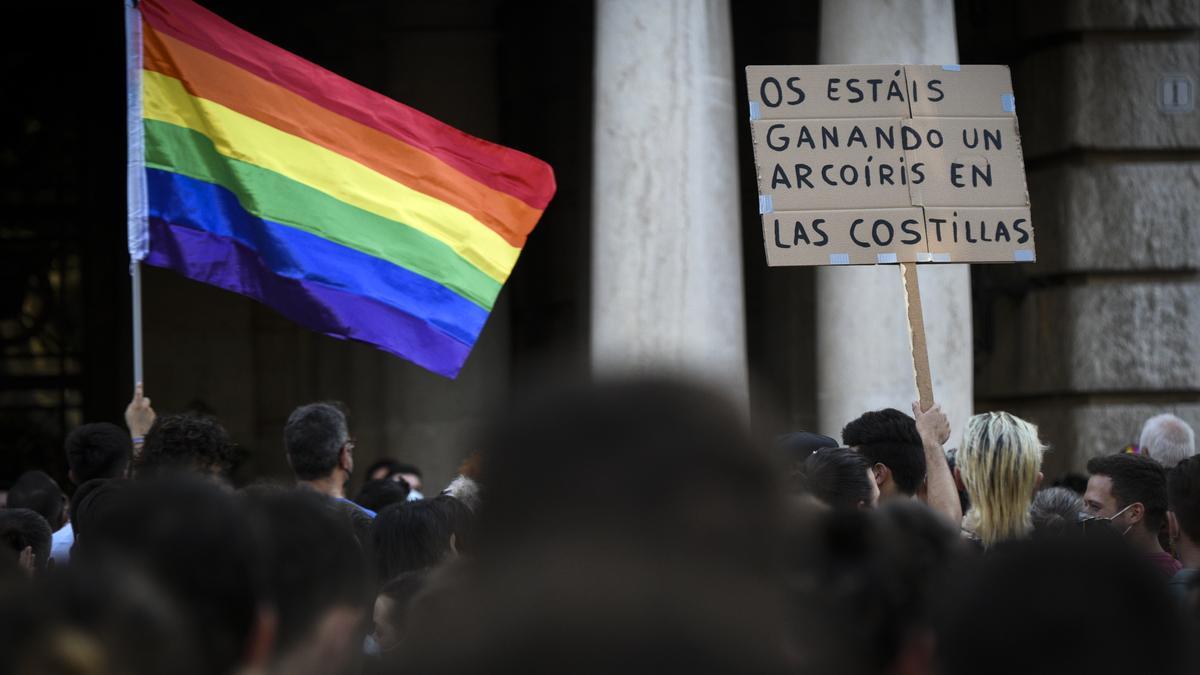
[900,263,934,412]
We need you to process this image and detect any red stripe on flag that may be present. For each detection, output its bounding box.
[140,0,556,211]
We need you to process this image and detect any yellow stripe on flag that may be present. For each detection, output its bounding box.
[142,69,518,282]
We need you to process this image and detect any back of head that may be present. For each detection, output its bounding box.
[1029,486,1084,534]
[1086,453,1169,533]
[788,446,873,510]
[355,478,410,512]
[0,508,52,572]
[786,501,963,675]
[937,534,1189,675]
[366,458,403,481]
[957,412,1045,547]
[284,403,348,481]
[65,422,131,484]
[137,413,236,479]
[1168,456,1200,545]
[841,409,925,495]
[244,489,368,657]
[1141,414,1196,469]
[80,476,264,675]
[477,378,780,568]
[7,471,66,530]
[69,478,126,543]
[402,378,790,674]
[776,431,839,467]
[371,500,454,582]
[44,558,205,675]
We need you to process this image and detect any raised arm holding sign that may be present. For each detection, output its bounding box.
[745,64,1034,523]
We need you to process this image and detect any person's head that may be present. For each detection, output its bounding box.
[476,378,782,569]
[79,476,267,675]
[244,489,369,675]
[367,458,402,482]
[936,534,1189,675]
[64,422,131,484]
[1029,486,1084,535]
[786,500,964,675]
[40,558,205,675]
[842,408,925,499]
[787,446,878,510]
[372,571,428,653]
[6,471,67,530]
[0,508,52,575]
[1051,472,1088,495]
[776,431,839,467]
[394,463,423,494]
[400,379,791,674]
[955,412,1045,547]
[68,478,126,545]
[1167,456,1200,551]
[1085,453,1169,544]
[284,403,353,485]
[371,500,455,582]
[137,413,237,480]
[355,478,410,513]
[431,495,475,554]
[1140,414,1196,469]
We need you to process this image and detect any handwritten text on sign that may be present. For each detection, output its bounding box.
[746,65,1035,266]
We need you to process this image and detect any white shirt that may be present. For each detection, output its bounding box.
[51,522,74,564]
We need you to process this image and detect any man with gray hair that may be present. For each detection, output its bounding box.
[284,402,374,517]
[1140,414,1196,469]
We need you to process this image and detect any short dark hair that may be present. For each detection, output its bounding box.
[842,409,926,495]
[371,500,454,582]
[431,495,475,554]
[69,478,126,538]
[284,403,349,481]
[393,463,422,478]
[378,570,428,635]
[65,422,131,484]
[1167,456,1200,543]
[937,534,1188,675]
[0,508,52,571]
[138,414,237,479]
[243,490,369,654]
[475,379,779,568]
[1086,453,1169,532]
[79,477,265,675]
[355,478,410,513]
[7,471,66,529]
[788,446,873,510]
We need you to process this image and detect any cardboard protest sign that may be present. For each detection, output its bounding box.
[746,64,1035,266]
[903,117,1027,207]
[750,118,911,210]
[763,207,928,266]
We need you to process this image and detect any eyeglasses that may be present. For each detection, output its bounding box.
[1079,502,1135,533]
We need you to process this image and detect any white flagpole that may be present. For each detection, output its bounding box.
[125,0,148,386]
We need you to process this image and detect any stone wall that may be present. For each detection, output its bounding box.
[973,0,1200,476]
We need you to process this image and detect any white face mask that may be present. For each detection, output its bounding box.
[1082,502,1136,536]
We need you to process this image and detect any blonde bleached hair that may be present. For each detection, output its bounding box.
[958,412,1046,548]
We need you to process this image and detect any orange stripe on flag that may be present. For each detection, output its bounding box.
[143,24,542,249]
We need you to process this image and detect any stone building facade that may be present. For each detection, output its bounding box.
[969,0,1200,476]
[2,0,1196,490]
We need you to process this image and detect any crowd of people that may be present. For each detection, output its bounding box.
[0,378,1197,674]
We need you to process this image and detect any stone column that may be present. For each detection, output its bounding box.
[817,0,974,440]
[591,0,749,403]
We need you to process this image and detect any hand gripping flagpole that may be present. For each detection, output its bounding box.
[125,0,148,387]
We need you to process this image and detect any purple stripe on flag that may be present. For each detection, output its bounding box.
[144,217,471,378]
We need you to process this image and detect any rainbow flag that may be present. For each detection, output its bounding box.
[124,0,555,378]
